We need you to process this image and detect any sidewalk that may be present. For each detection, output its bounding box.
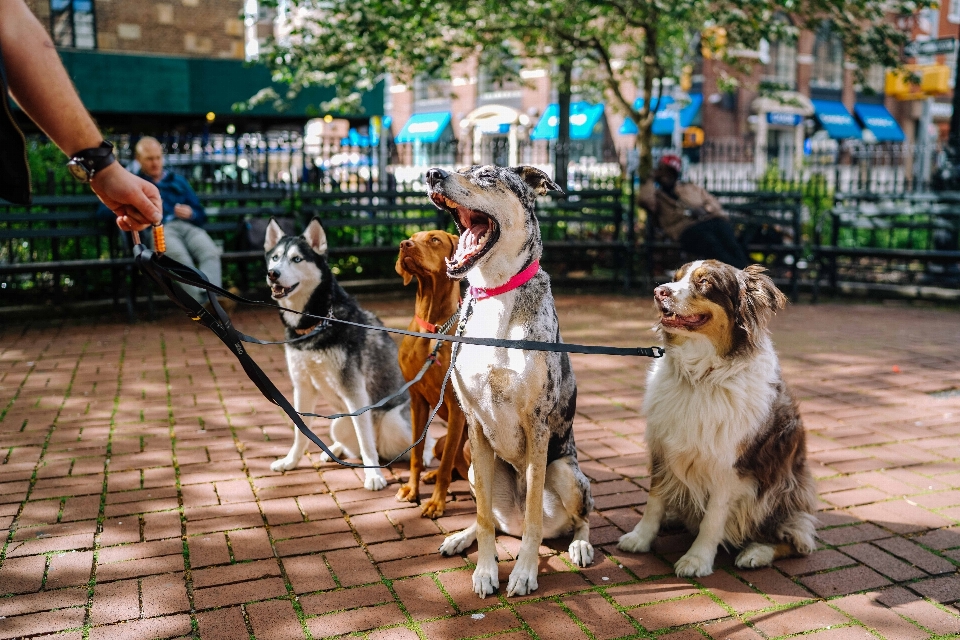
[1,295,959,640]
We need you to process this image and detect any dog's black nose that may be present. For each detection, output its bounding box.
[267,269,280,282]
[654,285,672,300]
[426,167,449,188]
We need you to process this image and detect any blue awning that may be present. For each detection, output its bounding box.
[395,112,451,144]
[530,102,605,140]
[619,93,703,136]
[854,103,905,142]
[812,100,862,140]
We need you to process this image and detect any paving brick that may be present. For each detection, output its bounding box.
[832,593,929,640]
[95,554,184,582]
[91,579,139,625]
[0,587,87,616]
[351,512,401,544]
[626,594,727,630]
[193,576,288,609]
[5,532,94,557]
[775,549,857,576]
[367,627,422,640]
[324,547,381,587]
[228,527,274,561]
[578,554,633,586]
[378,551,467,580]
[517,600,588,640]
[88,614,192,640]
[873,536,957,575]
[99,539,182,564]
[795,628,878,640]
[100,517,141,546]
[608,576,699,607]
[603,549,674,580]
[306,602,407,637]
[188,533,230,568]
[143,511,182,540]
[247,599,306,640]
[563,591,637,640]
[749,602,851,637]
[840,542,925,581]
[701,618,765,640]
[818,523,892,546]
[300,583,394,616]
[392,575,455,619]
[141,573,190,617]
[297,493,342,521]
[0,607,86,640]
[848,500,953,534]
[801,564,892,598]
[419,607,521,640]
[274,531,357,557]
[196,606,249,640]
[192,558,281,588]
[0,555,46,594]
[876,586,960,635]
[698,569,771,613]
[910,574,960,604]
[282,554,337,594]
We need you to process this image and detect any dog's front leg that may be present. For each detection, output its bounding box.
[271,381,320,472]
[674,487,732,578]
[507,447,547,597]
[618,491,666,554]
[346,392,388,491]
[396,393,430,505]
[470,423,499,598]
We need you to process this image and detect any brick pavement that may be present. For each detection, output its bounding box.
[1,295,960,639]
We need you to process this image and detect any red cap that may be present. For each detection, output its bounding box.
[658,154,683,173]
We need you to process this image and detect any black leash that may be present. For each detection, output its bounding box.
[138,246,665,359]
[133,244,460,469]
[132,240,664,469]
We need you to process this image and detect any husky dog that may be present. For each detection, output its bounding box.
[426,166,594,598]
[264,218,426,490]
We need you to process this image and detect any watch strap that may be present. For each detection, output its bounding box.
[69,141,116,178]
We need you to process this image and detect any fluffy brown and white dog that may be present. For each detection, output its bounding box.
[618,260,817,578]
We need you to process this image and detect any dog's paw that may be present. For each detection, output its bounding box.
[506,563,538,597]
[395,483,417,503]
[270,456,299,472]
[318,442,345,463]
[568,540,595,567]
[472,565,499,598]
[364,472,388,491]
[674,552,714,578]
[439,530,475,556]
[420,496,446,519]
[618,529,655,554]
[422,470,438,484]
[735,543,776,569]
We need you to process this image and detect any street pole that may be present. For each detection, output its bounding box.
[555,61,572,192]
[950,26,960,150]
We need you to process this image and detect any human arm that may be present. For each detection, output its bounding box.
[172,176,207,225]
[0,0,160,230]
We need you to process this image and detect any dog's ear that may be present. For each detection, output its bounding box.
[736,264,786,339]
[303,218,328,256]
[395,253,413,286]
[512,165,563,196]
[446,233,459,260]
[264,218,284,252]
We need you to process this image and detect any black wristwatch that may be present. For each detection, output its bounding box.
[66,141,116,183]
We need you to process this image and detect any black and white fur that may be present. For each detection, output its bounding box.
[426,166,594,598]
[618,260,817,577]
[264,219,427,490]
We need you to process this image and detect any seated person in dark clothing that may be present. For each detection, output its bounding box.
[639,154,749,269]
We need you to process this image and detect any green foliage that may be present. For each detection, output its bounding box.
[26,138,72,191]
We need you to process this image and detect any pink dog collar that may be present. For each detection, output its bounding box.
[468,260,541,301]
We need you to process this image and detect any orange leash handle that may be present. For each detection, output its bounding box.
[153,224,166,253]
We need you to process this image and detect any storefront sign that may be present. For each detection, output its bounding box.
[767,112,803,126]
[904,38,957,58]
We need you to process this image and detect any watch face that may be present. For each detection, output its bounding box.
[67,159,92,183]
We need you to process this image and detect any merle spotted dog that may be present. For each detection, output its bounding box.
[263,218,427,490]
[426,166,594,598]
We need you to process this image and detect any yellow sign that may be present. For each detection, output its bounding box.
[886,65,951,100]
[683,126,705,148]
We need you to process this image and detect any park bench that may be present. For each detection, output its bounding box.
[813,192,960,300]
[642,190,804,300]
[0,195,141,320]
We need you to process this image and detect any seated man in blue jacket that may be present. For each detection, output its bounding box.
[133,136,228,308]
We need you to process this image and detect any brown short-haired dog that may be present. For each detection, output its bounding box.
[394,230,469,518]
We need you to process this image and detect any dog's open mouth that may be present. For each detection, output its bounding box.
[270,282,299,299]
[660,309,710,330]
[431,194,499,276]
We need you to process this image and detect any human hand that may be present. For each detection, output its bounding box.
[90,163,162,231]
[689,206,708,220]
[173,204,193,220]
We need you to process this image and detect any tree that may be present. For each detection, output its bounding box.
[251,0,933,181]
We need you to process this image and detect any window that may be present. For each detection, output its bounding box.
[51,0,96,49]
[478,50,522,99]
[863,65,886,95]
[810,22,843,91]
[413,74,450,102]
[949,0,960,24]
[762,14,797,89]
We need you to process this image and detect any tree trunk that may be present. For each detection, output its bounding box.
[555,61,572,191]
[637,64,656,182]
